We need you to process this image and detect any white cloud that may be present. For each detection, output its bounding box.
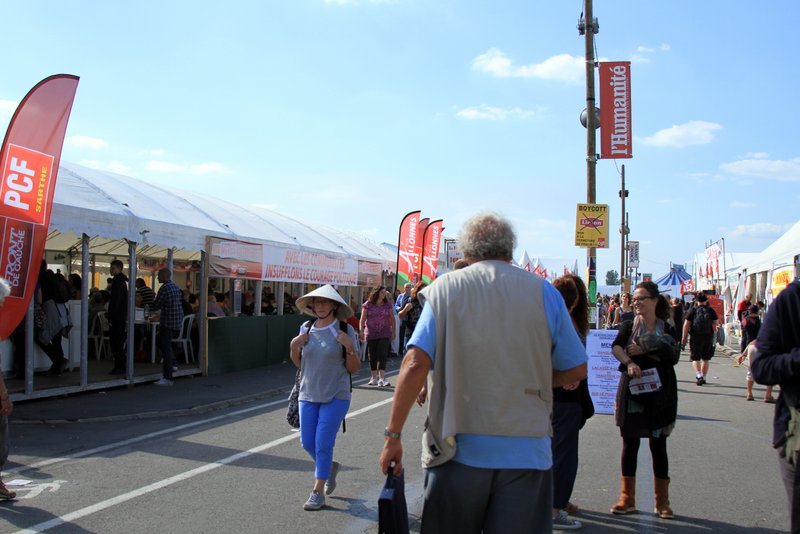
[630,43,670,64]
[729,200,755,209]
[720,157,800,182]
[455,105,538,121]
[744,152,769,159]
[472,49,584,82]
[79,159,131,174]
[729,222,793,238]
[107,160,131,174]
[0,99,17,118]
[146,160,232,175]
[188,162,232,175]
[145,160,186,173]
[639,121,722,148]
[67,135,108,150]
[660,43,671,52]
[149,148,166,157]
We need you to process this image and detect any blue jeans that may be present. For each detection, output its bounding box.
[421,461,552,534]
[299,399,350,480]
[552,401,582,509]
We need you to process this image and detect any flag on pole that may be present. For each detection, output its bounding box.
[518,250,532,271]
[395,210,421,289]
[0,74,79,339]
[421,219,443,284]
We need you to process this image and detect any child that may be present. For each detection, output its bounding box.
[738,340,776,402]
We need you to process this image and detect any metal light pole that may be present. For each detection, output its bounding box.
[619,164,628,294]
[580,0,599,301]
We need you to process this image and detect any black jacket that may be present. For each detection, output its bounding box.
[752,281,800,447]
[108,273,128,325]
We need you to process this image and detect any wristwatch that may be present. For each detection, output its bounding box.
[384,428,401,439]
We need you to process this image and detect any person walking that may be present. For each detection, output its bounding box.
[551,274,594,530]
[395,283,413,356]
[379,211,587,533]
[610,281,680,519]
[108,259,128,375]
[290,285,360,511]
[0,278,17,500]
[359,286,394,387]
[751,280,800,533]
[681,292,719,385]
[149,268,183,386]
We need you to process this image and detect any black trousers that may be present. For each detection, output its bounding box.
[779,447,800,533]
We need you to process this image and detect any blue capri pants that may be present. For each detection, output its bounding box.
[299,398,350,480]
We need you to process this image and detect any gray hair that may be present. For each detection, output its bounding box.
[459,211,517,261]
[0,278,10,306]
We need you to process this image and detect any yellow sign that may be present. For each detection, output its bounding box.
[575,203,609,248]
[771,266,795,296]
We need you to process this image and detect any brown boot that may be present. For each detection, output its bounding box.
[654,477,674,519]
[610,476,636,514]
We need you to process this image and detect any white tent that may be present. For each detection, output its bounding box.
[49,162,396,269]
[739,219,800,275]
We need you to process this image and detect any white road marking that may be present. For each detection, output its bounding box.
[14,481,65,500]
[11,396,395,534]
[7,372,395,476]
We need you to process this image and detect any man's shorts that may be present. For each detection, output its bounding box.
[689,334,715,361]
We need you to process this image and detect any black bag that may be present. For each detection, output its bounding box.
[378,469,409,534]
[691,306,713,335]
[286,369,301,429]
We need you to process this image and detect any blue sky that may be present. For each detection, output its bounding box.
[1,1,798,283]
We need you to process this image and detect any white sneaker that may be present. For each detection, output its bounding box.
[154,378,173,386]
[379,379,390,387]
[367,378,377,386]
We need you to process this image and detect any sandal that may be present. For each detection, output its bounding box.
[0,480,16,500]
[746,395,754,401]
[765,397,776,404]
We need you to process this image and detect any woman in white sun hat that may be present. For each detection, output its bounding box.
[290,285,361,511]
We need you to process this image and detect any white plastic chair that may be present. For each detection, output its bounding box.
[172,314,195,363]
[89,311,110,360]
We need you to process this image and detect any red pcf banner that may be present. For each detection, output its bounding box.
[0,74,79,339]
[396,210,421,289]
[421,219,443,284]
[599,61,632,159]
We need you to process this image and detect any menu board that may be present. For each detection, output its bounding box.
[586,329,622,415]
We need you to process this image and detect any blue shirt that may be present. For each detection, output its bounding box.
[408,280,587,470]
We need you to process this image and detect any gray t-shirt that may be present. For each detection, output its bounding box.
[298,321,357,403]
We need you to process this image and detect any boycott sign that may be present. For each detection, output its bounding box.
[575,203,609,248]
[263,246,358,286]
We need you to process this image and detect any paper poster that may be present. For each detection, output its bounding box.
[586,329,621,415]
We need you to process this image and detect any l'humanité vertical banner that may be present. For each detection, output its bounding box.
[395,210,421,289]
[412,217,429,284]
[599,61,632,159]
[421,219,443,284]
[0,75,80,339]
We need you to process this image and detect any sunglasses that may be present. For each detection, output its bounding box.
[632,296,655,303]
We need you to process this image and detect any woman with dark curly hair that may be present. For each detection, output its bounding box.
[610,281,680,519]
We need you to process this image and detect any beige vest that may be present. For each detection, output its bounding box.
[418,260,553,468]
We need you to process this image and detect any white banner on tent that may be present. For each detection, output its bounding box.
[586,329,621,415]
[262,246,358,285]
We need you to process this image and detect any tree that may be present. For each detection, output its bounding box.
[606,269,620,286]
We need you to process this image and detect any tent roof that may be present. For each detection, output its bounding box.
[739,219,800,274]
[654,269,691,287]
[49,162,396,268]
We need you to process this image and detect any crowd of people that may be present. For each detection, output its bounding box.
[2,211,798,531]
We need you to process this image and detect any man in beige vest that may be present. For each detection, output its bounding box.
[379,211,588,533]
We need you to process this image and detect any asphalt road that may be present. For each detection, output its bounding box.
[0,346,790,533]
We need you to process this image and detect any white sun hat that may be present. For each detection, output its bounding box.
[295,284,354,321]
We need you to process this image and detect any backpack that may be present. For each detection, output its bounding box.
[691,306,713,335]
[53,273,72,304]
[286,320,353,431]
